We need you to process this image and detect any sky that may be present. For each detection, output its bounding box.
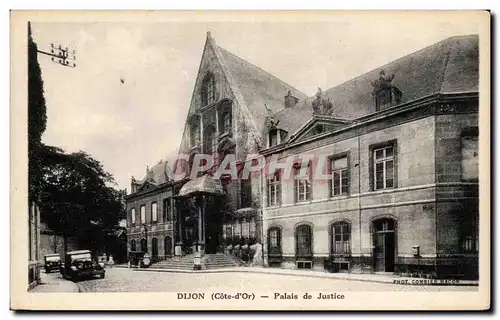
[30,12,484,192]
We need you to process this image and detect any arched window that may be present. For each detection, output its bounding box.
[331,221,350,256]
[201,73,216,106]
[140,238,147,253]
[296,224,313,257]
[268,227,282,255]
[164,236,173,257]
[130,239,137,252]
[151,237,158,261]
[222,112,232,134]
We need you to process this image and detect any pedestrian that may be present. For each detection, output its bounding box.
[108,255,115,268]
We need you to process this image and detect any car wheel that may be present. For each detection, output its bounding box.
[100,273,105,279]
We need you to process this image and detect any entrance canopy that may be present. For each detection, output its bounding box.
[178,174,224,197]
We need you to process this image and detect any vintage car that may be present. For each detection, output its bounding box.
[43,253,61,273]
[60,250,105,281]
[128,251,151,268]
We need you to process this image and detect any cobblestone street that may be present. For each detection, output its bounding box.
[75,268,477,293]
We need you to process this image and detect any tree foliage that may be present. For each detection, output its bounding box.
[28,22,47,204]
[39,146,125,251]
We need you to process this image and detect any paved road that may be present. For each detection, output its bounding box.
[76,268,476,292]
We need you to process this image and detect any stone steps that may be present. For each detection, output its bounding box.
[150,253,242,270]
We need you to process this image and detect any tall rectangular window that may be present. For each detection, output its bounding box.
[151,202,158,223]
[294,164,311,202]
[131,208,136,225]
[373,145,395,190]
[267,171,281,207]
[140,205,146,224]
[462,128,479,181]
[163,198,172,222]
[242,218,249,238]
[240,177,252,208]
[269,229,278,248]
[249,218,256,238]
[332,221,350,255]
[330,156,349,196]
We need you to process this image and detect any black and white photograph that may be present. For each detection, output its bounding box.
[11,10,490,310]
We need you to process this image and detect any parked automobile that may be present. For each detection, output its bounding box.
[43,253,61,273]
[60,250,105,281]
[128,251,151,268]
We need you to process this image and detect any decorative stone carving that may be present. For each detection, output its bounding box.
[311,87,334,115]
[371,70,402,110]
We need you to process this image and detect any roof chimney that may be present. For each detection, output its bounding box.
[284,90,299,108]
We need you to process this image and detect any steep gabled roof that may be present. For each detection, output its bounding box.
[273,34,479,139]
[217,46,308,133]
[137,160,170,186]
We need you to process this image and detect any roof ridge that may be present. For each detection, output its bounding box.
[217,46,308,99]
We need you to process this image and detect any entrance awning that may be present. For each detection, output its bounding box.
[178,174,224,197]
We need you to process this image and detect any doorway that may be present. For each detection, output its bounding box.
[373,218,396,272]
[164,236,172,257]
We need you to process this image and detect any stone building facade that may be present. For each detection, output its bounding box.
[259,35,479,279]
[126,33,479,278]
[126,31,307,259]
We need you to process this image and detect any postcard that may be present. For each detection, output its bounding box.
[11,10,490,311]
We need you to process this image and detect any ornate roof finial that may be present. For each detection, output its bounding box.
[371,69,395,91]
[207,31,212,39]
[315,87,323,98]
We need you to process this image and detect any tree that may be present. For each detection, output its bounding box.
[39,146,125,253]
[28,22,47,205]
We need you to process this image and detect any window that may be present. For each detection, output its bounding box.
[242,218,249,238]
[151,202,158,223]
[240,177,252,208]
[331,221,350,255]
[201,74,216,106]
[203,125,217,155]
[331,156,349,196]
[462,128,479,181]
[140,238,147,253]
[269,129,279,147]
[130,239,136,252]
[225,223,233,240]
[163,198,172,222]
[294,164,311,202]
[373,145,395,190]
[296,224,313,256]
[190,124,200,148]
[268,227,282,254]
[233,220,241,238]
[222,112,232,134]
[460,211,479,253]
[140,205,146,224]
[249,218,256,238]
[131,208,136,225]
[267,171,281,207]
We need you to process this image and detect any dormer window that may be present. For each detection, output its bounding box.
[371,70,402,111]
[269,129,279,147]
[268,128,287,148]
[201,73,216,106]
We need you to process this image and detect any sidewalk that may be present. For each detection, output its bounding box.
[30,272,79,293]
[134,266,479,286]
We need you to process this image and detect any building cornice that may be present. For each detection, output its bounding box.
[259,92,478,156]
